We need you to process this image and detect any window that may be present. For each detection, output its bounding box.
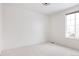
[65,12,79,39]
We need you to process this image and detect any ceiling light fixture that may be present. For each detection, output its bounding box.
[42,3,50,6]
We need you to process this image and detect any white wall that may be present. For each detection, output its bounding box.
[0,4,3,54]
[2,3,79,51]
[49,5,79,50]
[2,4,48,50]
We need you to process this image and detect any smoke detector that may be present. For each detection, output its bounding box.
[42,3,50,6]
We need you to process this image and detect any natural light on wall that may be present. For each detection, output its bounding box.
[65,12,79,39]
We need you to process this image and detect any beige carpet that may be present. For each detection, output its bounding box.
[1,43,79,56]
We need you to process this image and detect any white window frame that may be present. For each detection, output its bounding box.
[65,11,79,39]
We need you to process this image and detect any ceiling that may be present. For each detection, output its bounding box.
[6,3,79,15]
